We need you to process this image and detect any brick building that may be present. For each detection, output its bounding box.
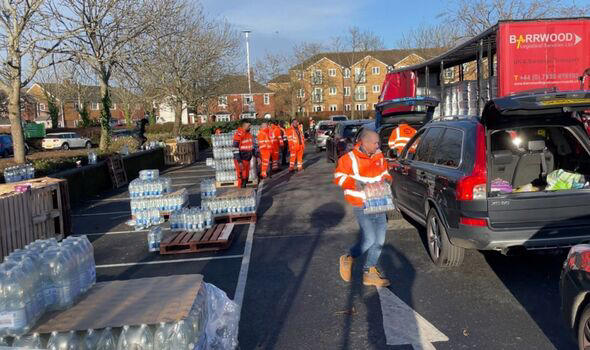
[27,83,145,128]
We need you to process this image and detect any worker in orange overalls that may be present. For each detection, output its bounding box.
[334,130,392,287]
[270,121,283,171]
[232,121,254,188]
[281,121,289,166]
[257,122,272,179]
[388,120,416,155]
[286,119,305,172]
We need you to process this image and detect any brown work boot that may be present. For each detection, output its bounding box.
[363,267,390,287]
[339,255,354,282]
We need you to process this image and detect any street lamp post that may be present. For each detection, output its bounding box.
[243,30,254,117]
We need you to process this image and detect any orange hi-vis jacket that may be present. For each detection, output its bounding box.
[388,123,416,152]
[333,144,392,207]
[257,127,272,152]
[270,124,283,149]
[286,126,304,151]
[233,127,254,161]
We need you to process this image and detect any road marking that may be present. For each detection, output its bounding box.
[96,254,243,268]
[234,177,264,313]
[86,198,130,202]
[171,176,213,181]
[377,287,448,349]
[73,211,130,217]
[73,229,151,236]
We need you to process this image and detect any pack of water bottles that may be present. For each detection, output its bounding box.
[3,164,34,183]
[169,208,214,232]
[139,169,159,181]
[212,147,235,160]
[0,236,95,337]
[211,133,234,148]
[147,227,163,252]
[215,170,237,183]
[211,158,235,171]
[363,182,395,214]
[128,177,172,199]
[200,178,217,198]
[130,188,188,214]
[201,194,257,217]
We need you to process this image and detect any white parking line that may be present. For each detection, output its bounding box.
[86,198,130,202]
[73,211,130,217]
[73,229,154,236]
[96,255,243,268]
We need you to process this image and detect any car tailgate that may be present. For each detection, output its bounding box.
[488,190,590,230]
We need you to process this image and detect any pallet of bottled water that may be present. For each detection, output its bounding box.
[3,164,34,184]
[169,208,214,232]
[200,178,217,198]
[363,182,395,214]
[212,147,235,160]
[201,194,257,217]
[0,236,95,338]
[128,177,171,199]
[211,133,234,148]
[130,188,187,215]
[215,170,237,183]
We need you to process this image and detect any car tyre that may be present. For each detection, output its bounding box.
[577,303,590,350]
[61,143,69,150]
[426,208,464,267]
[85,141,92,149]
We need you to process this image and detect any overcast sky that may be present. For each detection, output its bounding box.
[200,0,445,63]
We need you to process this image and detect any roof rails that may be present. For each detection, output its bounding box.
[431,115,480,122]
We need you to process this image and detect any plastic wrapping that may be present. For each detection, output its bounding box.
[199,283,239,350]
[362,182,395,214]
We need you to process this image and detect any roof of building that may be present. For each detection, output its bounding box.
[292,48,444,70]
[268,74,291,84]
[34,83,133,103]
[218,75,273,94]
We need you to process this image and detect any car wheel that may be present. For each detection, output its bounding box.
[426,208,465,267]
[61,143,69,150]
[85,141,92,149]
[578,303,590,350]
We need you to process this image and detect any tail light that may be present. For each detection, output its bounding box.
[460,217,487,227]
[457,123,487,200]
[567,245,590,272]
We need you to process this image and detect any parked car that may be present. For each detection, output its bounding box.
[329,115,348,122]
[389,91,590,267]
[561,244,590,350]
[314,121,337,151]
[42,132,92,150]
[112,129,139,139]
[0,134,29,157]
[326,120,373,163]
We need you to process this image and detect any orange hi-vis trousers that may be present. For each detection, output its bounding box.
[271,144,280,170]
[233,159,250,187]
[289,148,304,171]
[260,151,271,178]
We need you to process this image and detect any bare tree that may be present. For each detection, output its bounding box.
[134,3,239,135]
[442,0,590,37]
[54,0,181,150]
[331,27,384,119]
[289,42,324,117]
[0,0,66,163]
[397,23,461,51]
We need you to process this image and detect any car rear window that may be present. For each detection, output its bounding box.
[343,125,361,139]
[332,116,347,121]
[319,124,334,131]
[414,127,444,163]
[433,128,463,167]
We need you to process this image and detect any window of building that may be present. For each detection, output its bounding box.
[344,86,351,96]
[297,89,305,98]
[312,70,322,85]
[433,128,463,168]
[328,68,336,77]
[355,67,366,83]
[329,87,337,95]
[218,96,227,106]
[39,103,46,111]
[91,102,100,110]
[298,106,306,113]
[313,105,323,112]
[329,104,338,111]
[372,85,380,93]
[343,68,351,79]
[345,104,351,111]
[296,71,303,80]
[244,95,253,106]
[263,94,270,105]
[355,86,366,101]
[312,87,323,103]
[110,103,117,110]
[199,115,208,123]
[216,114,230,122]
[372,66,381,75]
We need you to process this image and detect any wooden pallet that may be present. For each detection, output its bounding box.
[106,154,128,189]
[215,178,258,188]
[164,141,198,165]
[215,212,257,224]
[0,191,33,261]
[30,181,63,240]
[159,223,235,255]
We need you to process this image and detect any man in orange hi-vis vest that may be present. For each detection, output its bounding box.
[257,122,272,179]
[270,121,282,171]
[286,119,305,171]
[388,120,416,154]
[334,130,392,287]
[233,121,254,188]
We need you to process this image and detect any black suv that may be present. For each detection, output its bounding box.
[390,91,590,267]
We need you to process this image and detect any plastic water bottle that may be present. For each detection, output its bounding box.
[170,320,194,350]
[117,324,153,350]
[147,227,163,252]
[96,327,117,350]
[154,322,172,350]
[42,249,75,310]
[47,330,80,350]
[0,337,8,346]
[83,328,100,349]
[12,332,43,348]
[0,267,30,336]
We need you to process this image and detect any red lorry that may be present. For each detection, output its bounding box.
[381,18,590,116]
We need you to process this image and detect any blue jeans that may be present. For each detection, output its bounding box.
[350,207,387,270]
